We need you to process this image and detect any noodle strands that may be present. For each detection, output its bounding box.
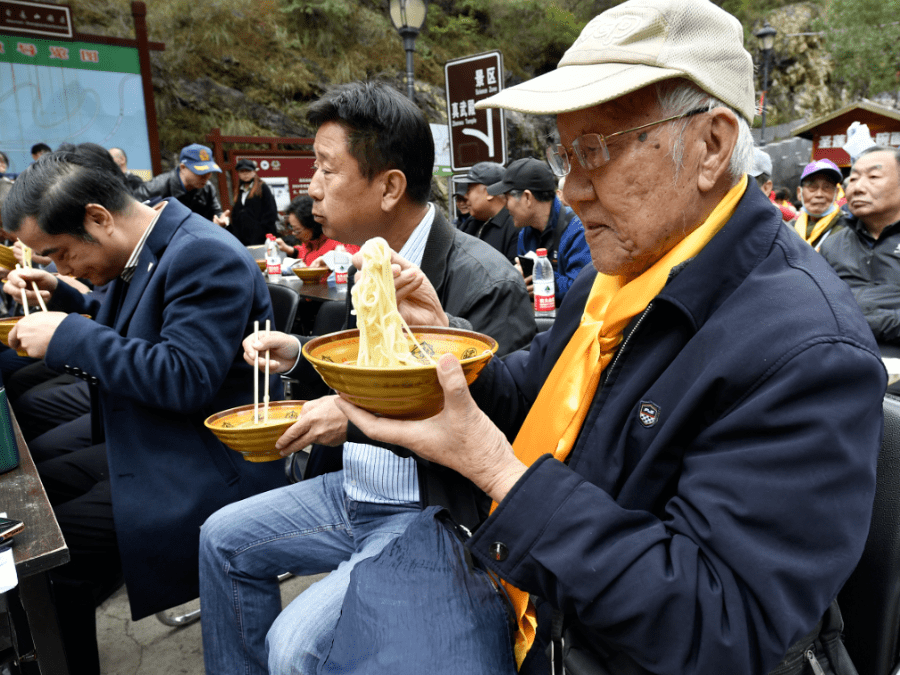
[351,238,435,367]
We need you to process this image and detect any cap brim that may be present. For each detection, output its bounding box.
[186,162,221,175]
[802,168,843,184]
[476,62,684,115]
[486,180,511,196]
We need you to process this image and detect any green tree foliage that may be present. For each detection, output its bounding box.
[815,0,900,101]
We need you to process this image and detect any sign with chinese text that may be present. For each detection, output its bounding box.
[0,1,72,39]
[444,51,506,171]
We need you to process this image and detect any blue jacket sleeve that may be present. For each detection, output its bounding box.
[45,238,265,413]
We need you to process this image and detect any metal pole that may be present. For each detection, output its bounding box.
[760,50,771,146]
[401,31,417,100]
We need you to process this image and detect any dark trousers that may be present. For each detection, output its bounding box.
[14,379,89,442]
[38,443,120,675]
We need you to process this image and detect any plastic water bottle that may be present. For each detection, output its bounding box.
[334,245,350,286]
[533,248,556,317]
[265,234,281,279]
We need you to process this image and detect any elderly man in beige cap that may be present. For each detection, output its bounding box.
[328,1,885,674]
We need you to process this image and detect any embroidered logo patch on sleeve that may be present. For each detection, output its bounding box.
[639,401,660,428]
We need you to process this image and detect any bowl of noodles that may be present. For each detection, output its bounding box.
[292,266,330,284]
[205,400,306,462]
[303,327,497,420]
[301,236,497,420]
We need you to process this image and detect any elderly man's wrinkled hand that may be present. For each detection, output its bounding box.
[334,353,527,503]
[275,395,348,456]
[242,330,300,373]
[9,311,67,358]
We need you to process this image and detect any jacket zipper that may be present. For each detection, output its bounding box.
[805,649,825,675]
[604,301,654,383]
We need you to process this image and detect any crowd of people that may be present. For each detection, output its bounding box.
[0,0,898,673]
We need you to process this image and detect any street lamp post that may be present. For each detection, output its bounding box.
[755,22,777,146]
[389,0,428,100]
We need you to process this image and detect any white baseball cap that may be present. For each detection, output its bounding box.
[476,0,755,122]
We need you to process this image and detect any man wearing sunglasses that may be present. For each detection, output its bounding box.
[331,0,885,673]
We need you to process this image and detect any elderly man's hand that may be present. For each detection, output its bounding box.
[9,311,67,358]
[334,353,527,503]
[352,249,449,327]
[242,330,300,373]
[3,267,57,307]
[275,396,347,456]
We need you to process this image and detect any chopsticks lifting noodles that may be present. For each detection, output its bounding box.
[253,320,260,425]
[14,264,30,316]
[264,320,271,423]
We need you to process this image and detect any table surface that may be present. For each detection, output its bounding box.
[0,414,69,578]
[267,274,348,303]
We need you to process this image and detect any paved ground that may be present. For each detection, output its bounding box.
[97,574,324,675]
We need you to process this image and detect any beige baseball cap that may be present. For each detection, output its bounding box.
[476,0,755,122]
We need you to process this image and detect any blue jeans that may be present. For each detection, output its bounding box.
[199,471,421,675]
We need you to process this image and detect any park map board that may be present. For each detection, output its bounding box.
[0,31,153,177]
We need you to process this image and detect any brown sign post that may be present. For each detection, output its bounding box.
[444,51,506,171]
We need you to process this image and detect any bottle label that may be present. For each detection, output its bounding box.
[267,261,281,276]
[335,269,348,284]
[535,281,555,312]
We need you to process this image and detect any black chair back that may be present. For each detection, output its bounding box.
[838,394,900,675]
[266,283,301,333]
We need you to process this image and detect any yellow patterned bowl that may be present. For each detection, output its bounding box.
[292,266,330,284]
[256,259,267,273]
[205,400,306,462]
[0,246,16,271]
[302,327,497,420]
[0,316,26,355]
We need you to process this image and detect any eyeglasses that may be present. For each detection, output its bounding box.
[546,108,708,177]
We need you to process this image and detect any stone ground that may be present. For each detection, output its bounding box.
[96,574,325,675]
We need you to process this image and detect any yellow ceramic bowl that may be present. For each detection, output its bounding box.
[302,327,498,420]
[256,259,267,273]
[0,246,16,271]
[292,266,330,284]
[0,316,26,355]
[205,400,306,462]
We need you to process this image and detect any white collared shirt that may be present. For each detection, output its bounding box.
[120,201,167,283]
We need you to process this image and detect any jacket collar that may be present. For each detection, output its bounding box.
[419,207,453,296]
[654,181,782,332]
[114,198,191,331]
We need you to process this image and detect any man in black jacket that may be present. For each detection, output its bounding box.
[134,143,229,225]
[457,161,519,262]
[197,81,534,675]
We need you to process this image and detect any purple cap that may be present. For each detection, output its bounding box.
[800,159,842,184]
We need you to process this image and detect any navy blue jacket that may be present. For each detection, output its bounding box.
[44,199,286,619]
[467,183,885,674]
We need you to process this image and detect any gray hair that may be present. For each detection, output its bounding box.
[654,80,753,184]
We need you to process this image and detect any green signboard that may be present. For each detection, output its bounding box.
[0,32,139,73]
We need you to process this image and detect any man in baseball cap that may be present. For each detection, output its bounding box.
[793,158,846,248]
[135,143,228,225]
[487,157,591,303]
[328,1,884,674]
[454,161,518,262]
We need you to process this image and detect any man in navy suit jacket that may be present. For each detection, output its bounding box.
[0,150,286,675]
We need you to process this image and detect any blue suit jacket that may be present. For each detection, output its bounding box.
[45,199,286,619]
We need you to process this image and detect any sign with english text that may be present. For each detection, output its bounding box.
[444,51,506,171]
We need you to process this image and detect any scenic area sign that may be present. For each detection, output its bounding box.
[444,51,506,171]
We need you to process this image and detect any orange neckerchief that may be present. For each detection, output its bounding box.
[494,176,749,669]
[794,209,840,247]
